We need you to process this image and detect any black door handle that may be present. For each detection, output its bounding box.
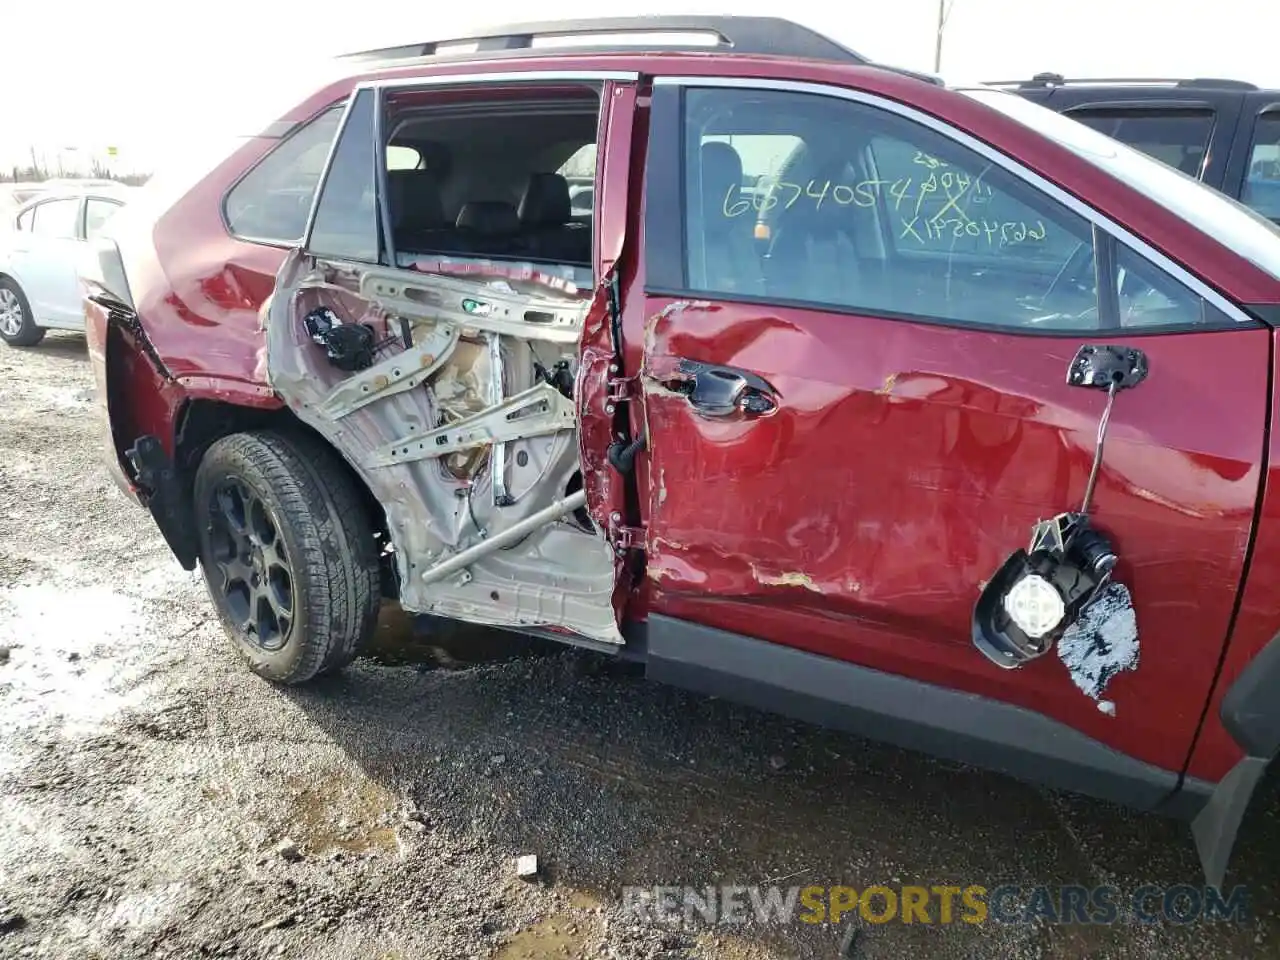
[675,360,777,418]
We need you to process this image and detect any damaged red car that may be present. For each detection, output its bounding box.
[80,17,1280,886]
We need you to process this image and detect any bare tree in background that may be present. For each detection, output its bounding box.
[934,0,957,72]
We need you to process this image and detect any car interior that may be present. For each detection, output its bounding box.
[382,88,598,285]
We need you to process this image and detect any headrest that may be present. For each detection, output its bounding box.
[387,169,445,231]
[518,172,573,227]
[700,141,745,228]
[455,201,520,235]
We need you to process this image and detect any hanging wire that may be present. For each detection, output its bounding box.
[1080,378,1119,515]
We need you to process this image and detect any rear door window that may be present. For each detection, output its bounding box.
[30,198,82,239]
[1065,107,1215,178]
[1242,111,1280,223]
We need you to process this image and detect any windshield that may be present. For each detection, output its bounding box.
[962,87,1280,284]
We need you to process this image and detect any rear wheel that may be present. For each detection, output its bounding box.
[194,430,381,684]
[0,279,44,347]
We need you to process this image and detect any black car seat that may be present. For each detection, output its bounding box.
[453,201,526,257]
[387,169,450,250]
[764,163,863,307]
[691,142,764,296]
[518,172,590,263]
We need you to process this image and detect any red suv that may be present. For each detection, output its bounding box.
[80,16,1280,886]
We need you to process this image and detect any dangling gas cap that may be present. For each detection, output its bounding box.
[971,344,1146,670]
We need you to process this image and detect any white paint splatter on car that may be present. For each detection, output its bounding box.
[1056,582,1140,708]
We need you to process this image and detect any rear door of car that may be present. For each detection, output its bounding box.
[628,74,1271,795]
[11,196,85,325]
[263,72,642,646]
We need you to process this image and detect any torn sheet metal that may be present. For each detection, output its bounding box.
[1057,582,1140,714]
[265,251,621,646]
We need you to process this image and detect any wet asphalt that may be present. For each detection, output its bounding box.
[2,335,1280,960]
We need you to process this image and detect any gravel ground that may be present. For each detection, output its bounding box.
[2,335,1280,960]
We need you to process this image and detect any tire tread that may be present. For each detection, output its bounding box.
[196,430,380,684]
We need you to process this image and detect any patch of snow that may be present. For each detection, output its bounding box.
[1056,582,1139,705]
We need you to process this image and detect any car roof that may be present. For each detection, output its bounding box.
[983,75,1275,95]
[336,16,944,87]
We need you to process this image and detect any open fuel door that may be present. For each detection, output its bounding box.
[264,76,639,647]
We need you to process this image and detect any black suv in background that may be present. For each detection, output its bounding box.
[992,75,1280,223]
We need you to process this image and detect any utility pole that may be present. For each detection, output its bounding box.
[934,0,955,73]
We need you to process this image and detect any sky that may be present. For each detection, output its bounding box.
[3,0,1278,175]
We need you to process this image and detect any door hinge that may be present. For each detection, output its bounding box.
[607,515,645,554]
[606,372,639,405]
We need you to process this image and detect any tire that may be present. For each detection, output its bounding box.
[0,278,45,347]
[193,430,381,684]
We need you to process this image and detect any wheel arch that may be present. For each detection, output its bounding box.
[177,399,391,541]
[159,398,396,596]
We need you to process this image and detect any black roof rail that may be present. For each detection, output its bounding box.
[339,16,870,66]
[1175,77,1260,90]
[984,74,1260,92]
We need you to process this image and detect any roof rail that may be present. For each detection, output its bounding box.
[339,16,870,66]
[985,74,1260,92]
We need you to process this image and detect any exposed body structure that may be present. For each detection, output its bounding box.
[77,17,1280,888]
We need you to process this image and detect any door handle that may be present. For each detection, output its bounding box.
[673,360,778,418]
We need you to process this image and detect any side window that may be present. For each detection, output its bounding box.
[307,89,379,263]
[1113,241,1230,328]
[676,86,1233,332]
[1068,108,1215,179]
[868,137,1083,266]
[558,143,597,217]
[30,199,81,239]
[15,207,34,231]
[680,86,1098,330]
[224,104,345,244]
[1242,111,1280,224]
[387,145,422,170]
[84,198,122,239]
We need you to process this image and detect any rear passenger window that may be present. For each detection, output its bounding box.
[387,146,422,170]
[558,143,597,217]
[30,199,81,239]
[674,86,1234,332]
[379,83,600,284]
[1243,111,1280,224]
[224,104,345,244]
[1067,108,1215,179]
